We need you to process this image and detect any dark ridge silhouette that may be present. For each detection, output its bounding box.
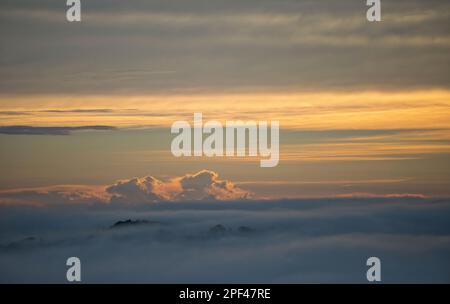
[209,224,228,234]
[109,219,160,229]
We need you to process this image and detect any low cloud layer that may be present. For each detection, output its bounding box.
[0,197,449,283]
[0,170,448,283]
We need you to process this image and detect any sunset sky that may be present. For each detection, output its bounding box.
[1,0,450,284]
[1,0,449,199]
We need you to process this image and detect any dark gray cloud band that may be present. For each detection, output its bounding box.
[0,0,449,94]
[0,125,116,135]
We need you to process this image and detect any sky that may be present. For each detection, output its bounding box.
[0,0,449,283]
[0,0,449,198]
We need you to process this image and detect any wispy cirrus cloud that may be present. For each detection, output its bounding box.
[1,91,450,129]
[335,193,428,199]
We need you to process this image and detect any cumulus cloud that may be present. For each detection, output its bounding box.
[107,170,251,204]
[0,170,251,206]
[106,176,167,204]
[176,170,250,201]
